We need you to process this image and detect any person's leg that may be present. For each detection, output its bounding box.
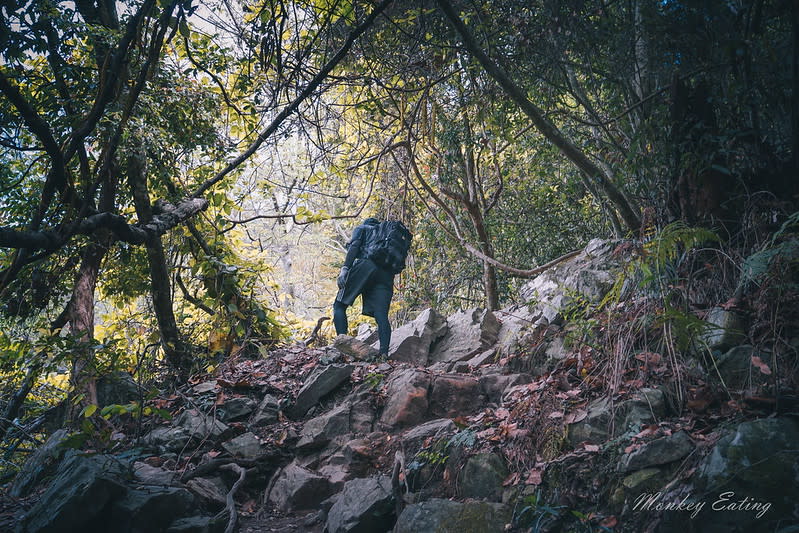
[333,300,349,335]
[374,306,391,356]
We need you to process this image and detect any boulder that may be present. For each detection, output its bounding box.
[133,461,177,485]
[221,432,269,461]
[325,475,395,533]
[288,364,354,419]
[619,431,694,472]
[713,345,771,391]
[480,373,532,404]
[16,454,128,533]
[250,394,280,427]
[699,306,747,351]
[401,419,457,455]
[217,396,256,422]
[518,239,622,325]
[317,438,376,486]
[166,515,225,533]
[176,409,229,441]
[430,308,500,364]
[334,335,380,361]
[355,323,378,345]
[379,369,431,429]
[683,417,799,531]
[384,308,448,365]
[108,485,196,532]
[458,453,508,502]
[394,499,511,533]
[10,429,70,497]
[186,476,227,510]
[428,374,483,418]
[567,388,666,447]
[267,462,336,512]
[296,403,351,452]
[493,305,542,357]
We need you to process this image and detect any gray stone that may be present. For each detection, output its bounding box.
[355,323,378,345]
[175,409,229,441]
[186,476,227,510]
[325,475,395,533]
[480,373,532,404]
[221,432,268,461]
[463,348,497,368]
[133,461,177,485]
[296,403,351,452]
[685,417,799,530]
[699,306,747,351]
[267,462,336,512]
[166,515,224,533]
[217,396,256,422]
[567,388,666,447]
[401,418,457,455]
[16,454,128,533]
[458,453,508,502]
[384,308,448,365]
[713,345,771,391]
[430,308,501,364]
[620,431,694,472]
[109,485,196,532]
[428,374,483,418]
[334,335,380,360]
[10,429,70,497]
[288,364,354,419]
[250,394,280,427]
[494,305,542,357]
[394,499,511,533]
[379,369,431,429]
[96,371,141,407]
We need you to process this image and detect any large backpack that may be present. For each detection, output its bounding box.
[362,220,412,274]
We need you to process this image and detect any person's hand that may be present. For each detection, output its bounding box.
[337,266,350,289]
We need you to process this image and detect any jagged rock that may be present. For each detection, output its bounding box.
[317,438,375,486]
[699,306,747,351]
[348,390,376,434]
[217,396,256,422]
[619,431,694,472]
[250,394,280,427]
[681,417,799,531]
[221,432,268,461]
[401,419,457,454]
[267,462,336,512]
[133,461,177,485]
[713,345,770,390]
[108,485,196,532]
[430,308,501,364]
[567,388,666,446]
[462,348,497,369]
[144,410,229,452]
[192,382,218,394]
[379,369,431,429]
[325,475,395,533]
[288,364,354,419]
[296,403,351,452]
[334,335,380,360]
[15,454,128,533]
[166,515,225,533]
[394,499,511,533]
[384,308,448,365]
[355,323,378,345]
[612,467,662,506]
[494,305,542,357]
[10,429,69,497]
[518,239,622,326]
[428,374,483,418]
[458,453,508,502]
[480,372,532,404]
[186,476,227,510]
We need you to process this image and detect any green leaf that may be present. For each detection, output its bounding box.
[82,404,98,417]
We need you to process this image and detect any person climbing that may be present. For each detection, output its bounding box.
[333,216,412,358]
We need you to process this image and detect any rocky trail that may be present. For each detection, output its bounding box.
[4,239,797,533]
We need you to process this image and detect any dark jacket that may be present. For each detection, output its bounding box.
[335,219,393,317]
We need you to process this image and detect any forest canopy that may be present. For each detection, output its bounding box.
[1,0,797,455]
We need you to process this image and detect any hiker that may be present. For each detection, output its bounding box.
[333,217,411,358]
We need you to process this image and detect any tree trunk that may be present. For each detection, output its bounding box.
[128,145,190,377]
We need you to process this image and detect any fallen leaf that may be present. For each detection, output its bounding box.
[564,409,587,424]
[503,472,521,486]
[600,516,618,528]
[495,408,511,420]
[524,469,543,485]
[635,351,662,365]
[584,444,600,452]
[548,411,564,419]
[751,355,772,375]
